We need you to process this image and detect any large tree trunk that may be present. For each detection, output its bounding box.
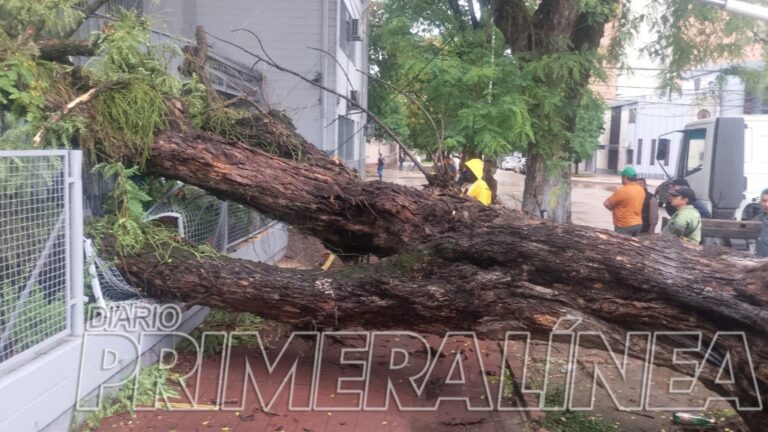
[491,0,614,223]
[111,202,768,429]
[147,119,494,257]
[521,151,572,222]
[101,115,768,429]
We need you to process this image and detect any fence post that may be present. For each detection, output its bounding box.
[218,201,229,252]
[68,151,84,336]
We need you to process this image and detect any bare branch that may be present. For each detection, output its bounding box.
[357,68,442,150]
[37,39,97,61]
[307,46,356,92]
[61,0,111,40]
[33,81,124,147]
[208,30,434,182]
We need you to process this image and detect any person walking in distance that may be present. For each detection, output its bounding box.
[637,178,659,234]
[376,153,385,181]
[603,167,645,236]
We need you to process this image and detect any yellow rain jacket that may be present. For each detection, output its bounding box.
[464,159,492,206]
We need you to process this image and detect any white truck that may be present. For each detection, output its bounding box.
[655,116,768,242]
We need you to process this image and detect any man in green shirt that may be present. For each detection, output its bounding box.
[663,187,701,244]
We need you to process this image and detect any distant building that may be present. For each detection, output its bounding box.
[583,64,759,179]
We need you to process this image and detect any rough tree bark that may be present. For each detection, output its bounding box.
[21,10,768,427]
[102,110,768,429]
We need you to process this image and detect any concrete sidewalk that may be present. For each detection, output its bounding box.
[571,173,663,192]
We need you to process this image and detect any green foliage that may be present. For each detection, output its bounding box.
[645,0,760,93]
[88,10,181,91]
[94,163,152,220]
[79,364,181,431]
[82,10,184,166]
[539,385,615,431]
[91,162,153,256]
[521,51,607,165]
[370,4,533,158]
[0,55,56,122]
[369,1,606,163]
[0,282,66,354]
[571,90,606,163]
[178,309,263,356]
[0,0,83,42]
[181,76,209,129]
[90,82,168,166]
[541,410,615,432]
[485,367,516,400]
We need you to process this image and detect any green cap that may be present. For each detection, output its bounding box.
[620,166,637,177]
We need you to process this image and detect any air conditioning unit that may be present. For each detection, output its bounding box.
[347,90,360,111]
[348,18,362,41]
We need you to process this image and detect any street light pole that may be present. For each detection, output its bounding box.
[696,0,768,22]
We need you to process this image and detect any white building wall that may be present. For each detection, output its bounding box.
[594,68,745,180]
[333,0,368,172]
[144,0,368,171]
[720,75,748,116]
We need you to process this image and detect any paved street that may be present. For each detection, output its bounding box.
[375,166,662,231]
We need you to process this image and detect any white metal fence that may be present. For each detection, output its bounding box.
[146,185,270,253]
[0,151,83,366]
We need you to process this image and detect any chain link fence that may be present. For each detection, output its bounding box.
[0,151,83,365]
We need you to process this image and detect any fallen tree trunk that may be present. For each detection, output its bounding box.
[148,111,494,257]
[112,217,768,428]
[101,115,768,428]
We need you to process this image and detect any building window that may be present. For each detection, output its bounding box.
[626,149,634,166]
[650,139,656,166]
[337,115,356,162]
[628,108,637,124]
[339,2,357,63]
[636,139,643,165]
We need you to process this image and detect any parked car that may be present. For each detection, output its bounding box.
[500,155,526,173]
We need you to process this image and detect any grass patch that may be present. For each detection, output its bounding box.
[177,308,263,357]
[541,410,616,432]
[77,364,181,431]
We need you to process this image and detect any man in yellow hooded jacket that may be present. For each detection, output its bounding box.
[463,158,492,206]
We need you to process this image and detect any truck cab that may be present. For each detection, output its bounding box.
[657,116,768,220]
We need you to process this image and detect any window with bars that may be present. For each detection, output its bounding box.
[337,115,357,163]
[338,2,358,63]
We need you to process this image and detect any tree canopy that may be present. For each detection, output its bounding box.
[368,0,768,221]
[1,2,768,430]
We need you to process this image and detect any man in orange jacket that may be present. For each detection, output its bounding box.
[603,166,645,236]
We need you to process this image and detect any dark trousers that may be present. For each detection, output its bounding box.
[615,225,643,236]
